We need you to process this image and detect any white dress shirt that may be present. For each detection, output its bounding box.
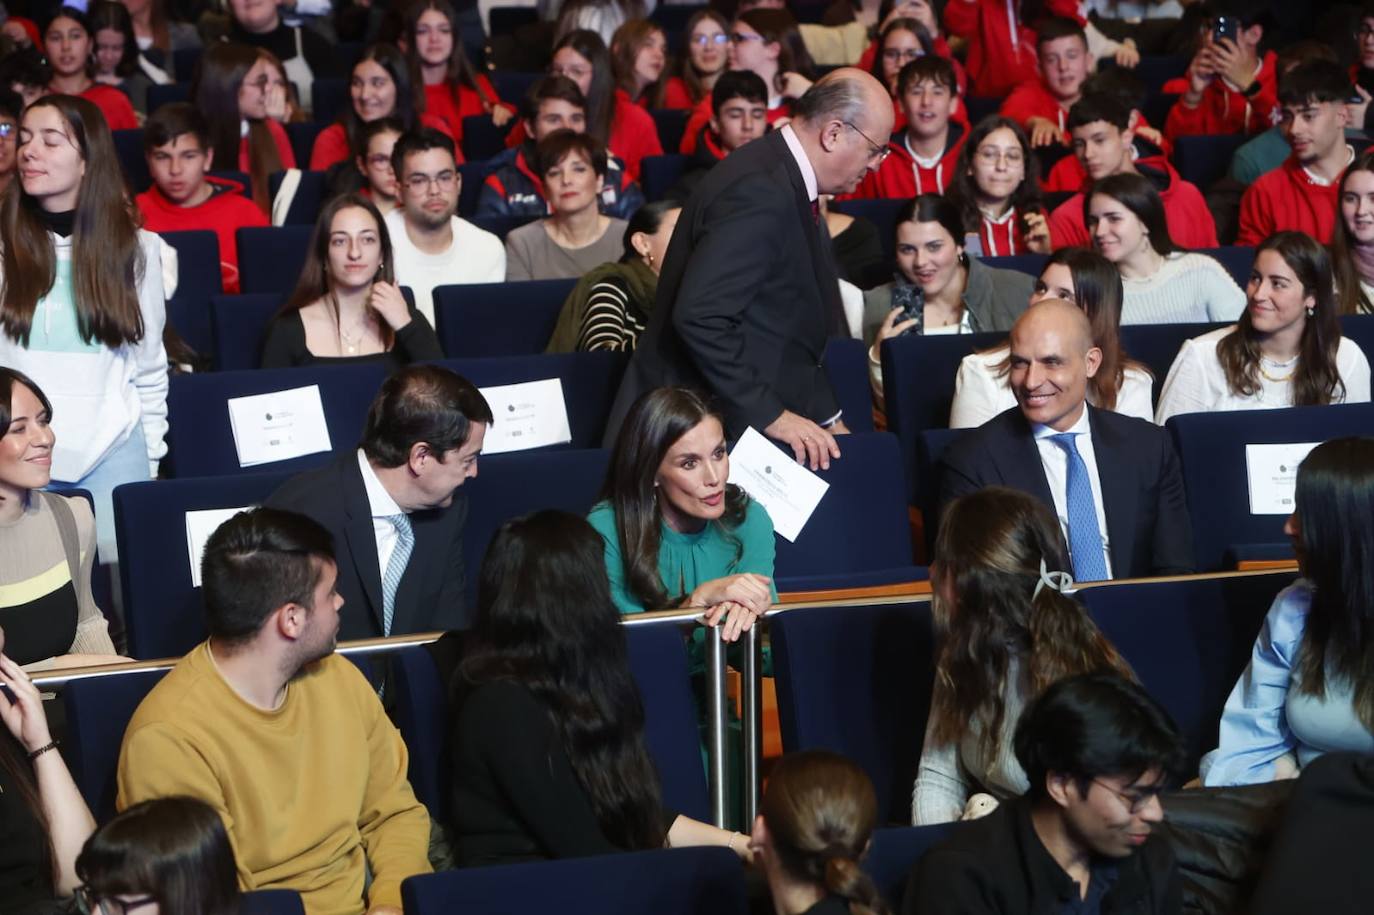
[951,345,1155,429]
[1031,408,1114,579]
[357,449,407,577]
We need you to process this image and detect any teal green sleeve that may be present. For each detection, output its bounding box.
[587,502,647,615]
[737,499,779,601]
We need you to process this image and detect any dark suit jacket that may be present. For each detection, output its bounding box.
[604,129,843,441]
[265,450,469,639]
[938,406,1194,579]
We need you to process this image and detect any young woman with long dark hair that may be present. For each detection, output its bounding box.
[611,18,668,110]
[1156,231,1370,424]
[1203,436,1374,785]
[403,0,513,143]
[0,94,167,561]
[261,193,441,370]
[946,115,1049,258]
[42,7,138,130]
[1330,148,1374,315]
[663,8,729,110]
[449,509,752,864]
[914,486,1133,824]
[89,1,168,114]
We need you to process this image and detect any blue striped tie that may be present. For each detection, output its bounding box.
[1049,433,1109,582]
[381,513,414,637]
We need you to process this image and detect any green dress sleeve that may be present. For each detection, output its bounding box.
[736,499,779,601]
[586,502,647,615]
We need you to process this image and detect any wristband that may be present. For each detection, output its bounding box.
[27,740,59,761]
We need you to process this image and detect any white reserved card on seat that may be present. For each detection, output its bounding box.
[479,378,573,454]
[227,384,332,467]
[1245,442,1320,515]
[185,507,251,587]
[728,427,830,543]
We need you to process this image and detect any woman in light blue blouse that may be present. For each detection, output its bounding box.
[1202,437,1374,786]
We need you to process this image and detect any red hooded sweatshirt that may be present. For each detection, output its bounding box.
[678,93,791,155]
[942,0,1081,98]
[1000,79,1072,141]
[1237,153,1348,247]
[1041,123,1173,193]
[1048,155,1218,250]
[136,176,269,294]
[843,124,967,200]
[1163,51,1279,141]
[506,90,662,180]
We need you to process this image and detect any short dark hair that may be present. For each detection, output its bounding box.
[0,89,22,124]
[1067,91,1132,133]
[899,193,966,250]
[896,55,957,97]
[622,200,679,260]
[1036,15,1087,49]
[390,127,456,180]
[535,128,608,177]
[200,508,336,647]
[0,367,52,437]
[711,69,767,114]
[1014,673,1186,800]
[1278,59,1354,107]
[522,74,586,122]
[0,47,51,91]
[143,103,209,155]
[360,364,494,468]
[360,115,405,151]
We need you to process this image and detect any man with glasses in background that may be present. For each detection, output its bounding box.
[383,128,504,324]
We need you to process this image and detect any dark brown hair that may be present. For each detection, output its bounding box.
[0,95,146,349]
[948,116,1045,236]
[676,8,730,106]
[552,30,615,144]
[191,42,283,210]
[341,44,424,159]
[536,127,608,177]
[1084,171,1177,255]
[1331,148,1374,315]
[402,0,493,98]
[737,9,814,93]
[611,19,667,108]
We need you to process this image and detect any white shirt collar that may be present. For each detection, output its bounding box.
[356,448,403,519]
[1302,145,1356,187]
[779,123,818,203]
[1031,404,1092,441]
[905,133,941,169]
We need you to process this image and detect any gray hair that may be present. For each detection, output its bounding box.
[792,74,868,128]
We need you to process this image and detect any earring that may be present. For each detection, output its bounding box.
[1307,306,1315,317]
[646,252,654,268]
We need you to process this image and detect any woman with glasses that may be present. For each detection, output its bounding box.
[505,130,629,282]
[663,8,730,110]
[871,15,932,97]
[946,115,1050,257]
[74,797,238,915]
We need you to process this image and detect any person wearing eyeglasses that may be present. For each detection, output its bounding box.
[0,89,19,197]
[946,115,1051,257]
[382,128,504,323]
[349,117,404,215]
[663,8,730,110]
[906,672,1186,914]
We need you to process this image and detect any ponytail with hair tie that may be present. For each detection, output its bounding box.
[823,851,888,915]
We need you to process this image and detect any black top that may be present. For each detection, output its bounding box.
[802,896,855,915]
[830,216,887,291]
[227,22,341,79]
[258,306,444,371]
[0,744,52,911]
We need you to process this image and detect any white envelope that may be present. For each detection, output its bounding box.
[1245,442,1319,515]
[727,427,830,542]
[185,507,251,587]
[479,378,573,455]
[226,384,332,468]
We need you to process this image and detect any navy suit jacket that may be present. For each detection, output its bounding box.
[265,450,470,639]
[938,406,1195,579]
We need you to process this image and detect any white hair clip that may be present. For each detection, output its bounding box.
[1033,557,1077,601]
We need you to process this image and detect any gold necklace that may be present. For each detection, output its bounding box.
[1258,356,1297,383]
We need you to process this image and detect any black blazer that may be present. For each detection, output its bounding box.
[265,450,469,639]
[604,129,843,441]
[938,406,1194,579]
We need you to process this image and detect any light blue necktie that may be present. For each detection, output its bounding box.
[381,513,414,637]
[1049,433,1109,582]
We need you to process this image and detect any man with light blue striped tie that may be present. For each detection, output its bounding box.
[938,300,1194,580]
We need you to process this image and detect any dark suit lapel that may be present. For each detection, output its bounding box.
[1087,408,1136,576]
[995,413,1057,507]
[341,456,386,633]
[772,131,845,337]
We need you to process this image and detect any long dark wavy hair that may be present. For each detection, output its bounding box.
[1218,231,1345,405]
[552,30,616,145]
[869,17,933,92]
[192,42,282,210]
[459,510,668,851]
[1290,437,1374,734]
[1329,148,1374,315]
[341,44,425,159]
[736,9,814,94]
[403,0,493,98]
[1,95,145,349]
[611,19,667,108]
[599,387,749,611]
[947,116,1044,237]
[675,8,729,106]
[929,487,1133,760]
[1083,171,1178,256]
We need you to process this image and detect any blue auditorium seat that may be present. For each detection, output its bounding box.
[402,847,748,915]
[489,71,541,107]
[240,890,306,915]
[774,433,924,592]
[210,293,282,371]
[650,108,690,154]
[1339,314,1374,358]
[310,78,349,126]
[442,351,628,449]
[641,153,689,202]
[865,824,955,908]
[824,337,874,434]
[1198,246,1254,289]
[1142,93,1179,132]
[832,198,906,265]
[981,253,1048,277]
[916,427,969,552]
[165,364,388,477]
[1166,403,1374,571]
[771,600,936,824]
[114,471,291,659]
[433,278,576,356]
[160,229,224,360]
[285,123,326,169]
[64,669,167,820]
[1174,134,1248,190]
[1118,322,1223,405]
[457,161,490,217]
[146,82,189,113]
[237,225,314,295]
[965,96,1000,124]
[461,114,511,162]
[268,169,326,225]
[469,214,537,239]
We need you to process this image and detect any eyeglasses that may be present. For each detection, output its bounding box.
[74,887,158,915]
[1360,24,1374,38]
[0,123,13,138]
[844,121,890,163]
[1091,779,1163,815]
[976,147,1025,167]
[691,33,730,47]
[730,32,765,45]
[548,63,591,81]
[881,47,924,63]
[365,154,394,169]
[405,170,458,191]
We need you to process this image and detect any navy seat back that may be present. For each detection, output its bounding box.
[1174,134,1248,190]
[457,161,490,217]
[489,71,541,107]
[64,669,168,821]
[774,433,921,591]
[240,890,306,915]
[285,123,326,169]
[210,293,283,371]
[832,198,905,265]
[165,365,387,477]
[441,352,628,449]
[469,214,537,240]
[823,337,874,434]
[461,114,510,162]
[433,278,577,357]
[268,169,326,225]
[771,600,936,824]
[310,78,349,125]
[237,225,314,295]
[114,472,291,659]
[160,229,224,359]
[1082,570,1298,772]
[641,153,689,202]
[401,846,748,915]
[1167,403,1374,570]
[1118,322,1223,406]
[965,96,1000,124]
[146,81,189,113]
[916,427,969,551]
[981,253,1047,277]
[650,108,690,153]
[1142,93,1179,132]
[1198,246,1255,288]
[865,824,955,909]
[390,646,450,822]
[1340,314,1374,359]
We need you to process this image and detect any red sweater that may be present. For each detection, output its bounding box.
[309,113,453,171]
[1164,51,1279,141]
[1041,124,1172,193]
[239,119,297,172]
[844,125,966,199]
[1048,157,1218,249]
[679,94,791,155]
[58,83,138,131]
[977,206,1040,257]
[942,0,1080,98]
[136,177,269,293]
[506,90,662,180]
[1000,80,1070,141]
[423,75,514,143]
[1237,154,1345,247]
[663,77,696,110]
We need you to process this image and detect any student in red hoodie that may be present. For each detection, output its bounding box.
[1000,16,1091,149]
[848,56,964,199]
[942,0,1080,98]
[1049,92,1217,250]
[948,116,1051,257]
[1238,61,1357,248]
[134,104,269,294]
[1164,4,1277,141]
[43,7,138,131]
[666,70,768,202]
[404,0,514,146]
[1041,69,1172,194]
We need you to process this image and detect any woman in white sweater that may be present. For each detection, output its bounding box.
[1087,172,1245,325]
[1157,231,1371,425]
[0,95,166,560]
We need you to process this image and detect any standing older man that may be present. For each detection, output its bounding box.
[604,68,894,470]
[938,299,1194,581]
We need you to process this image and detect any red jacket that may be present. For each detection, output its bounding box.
[679,93,791,155]
[505,90,662,180]
[423,76,514,143]
[942,0,1080,98]
[309,113,454,171]
[978,206,1041,257]
[1164,51,1279,141]
[238,118,297,172]
[136,177,269,294]
[663,77,696,110]
[1237,154,1345,247]
[1000,80,1070,141]
[856,35,969,98]
[61,83,138,131]
[844,124,966,199]
[1048,156,1218,249]
[1041,126,1172,193]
